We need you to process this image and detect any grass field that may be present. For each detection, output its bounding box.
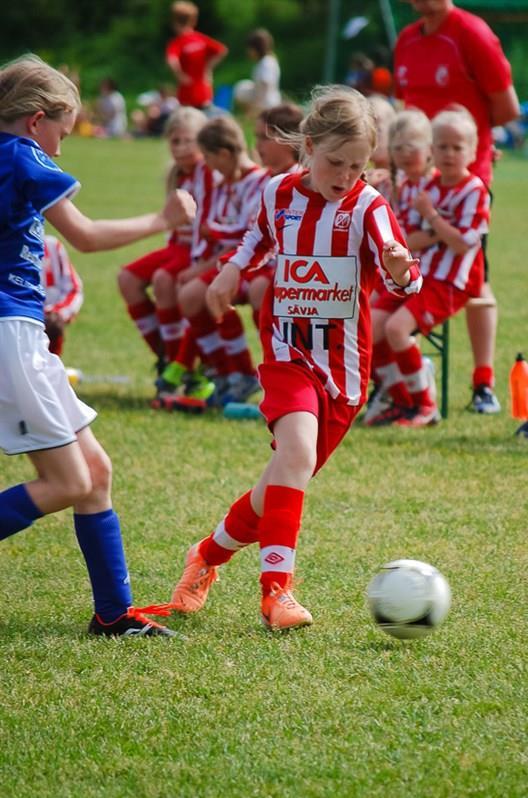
[1,138,527,798]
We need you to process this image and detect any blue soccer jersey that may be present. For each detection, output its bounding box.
[0,133,80,322]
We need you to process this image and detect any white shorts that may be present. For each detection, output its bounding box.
[0,318,97,455]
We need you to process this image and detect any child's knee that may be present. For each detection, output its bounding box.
[88,449,113,493]
[179,281,205,317]
[277,439,317,480]
[152,268,173,295]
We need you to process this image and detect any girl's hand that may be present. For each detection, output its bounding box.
[163,190,196,229]
[206,262,240,321]
[412,190,435,219]
[382,240,419,287]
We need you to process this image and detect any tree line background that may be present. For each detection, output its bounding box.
[1,0,527,103]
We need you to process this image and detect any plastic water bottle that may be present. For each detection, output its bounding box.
[509,353,528,419]
[223,402,262,420]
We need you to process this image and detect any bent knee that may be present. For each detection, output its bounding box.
[179,282,206,317]
[87,450,113,494]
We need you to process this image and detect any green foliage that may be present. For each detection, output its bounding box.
[0,138,528,797]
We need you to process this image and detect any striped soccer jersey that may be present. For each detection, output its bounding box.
[230,170,408,406]
[193,165,268,259]
[43,236,83,323]
[409,172,489,296]
[168,160,214,250]
[395,173,434,238]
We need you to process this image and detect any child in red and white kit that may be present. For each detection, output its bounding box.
[366,108,435,425]
[43,235,83,357]
[117,106,212,380]
[168,85,422,630]
[372,108,490,428]
[171,115,268,406]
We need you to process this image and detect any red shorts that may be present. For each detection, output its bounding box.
[124,243,191,282]
[373,278,470,335]
[258,361,361,475]
[198,266,219,285]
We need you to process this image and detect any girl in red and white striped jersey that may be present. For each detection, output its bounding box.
[374,108,490,428]
[169,85,421,630]
[366,109,434,425]
[172,116,269,403]
[43,235,83,356]
[117,107,212,369]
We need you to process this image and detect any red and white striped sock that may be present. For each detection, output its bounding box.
[199,491,260,566]
[127,300,161,355]
[259,485,304,595]
[394,342,434,408]
[220,309,256,376]
[189,309,229,376]
[156,306,186,363]
[175,326,199,371]
[372,339,405,395]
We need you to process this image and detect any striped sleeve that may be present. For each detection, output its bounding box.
[229,193,276,272]
[44,238,84,322]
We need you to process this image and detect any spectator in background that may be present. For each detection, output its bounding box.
[166,1,228,110]
[394,0,520,414]
[95,78,127,138]
[345,52,374,95]
[245,28,281,115]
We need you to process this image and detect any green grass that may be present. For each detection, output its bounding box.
[1,139,527,798]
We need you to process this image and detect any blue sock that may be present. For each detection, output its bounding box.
[0,484,44,540]
[74,509,133,623]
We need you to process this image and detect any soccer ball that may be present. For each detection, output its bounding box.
[366,559,451,639]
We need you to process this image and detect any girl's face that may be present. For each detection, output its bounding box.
[304,136,371,202]
[390,132,431,181]
[30,110,76,157]
[432,124,474,184]
[255,119,295,175]
[168,124,201,171]
[201,146,237,178]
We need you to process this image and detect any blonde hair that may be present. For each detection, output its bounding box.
[280,85,377,163]
[389,109,432,152]
[0,54,80,124]
[197,115,247,155]
[171,1,198,28]
[164,106,207,139]
[432,108,478,153]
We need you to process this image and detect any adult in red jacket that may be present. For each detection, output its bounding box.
[394,0,520,413]
[166,2,228,110]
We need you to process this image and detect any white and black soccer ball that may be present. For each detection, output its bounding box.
[366,559,451,639]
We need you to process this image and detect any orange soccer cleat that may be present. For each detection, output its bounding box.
[170,543,218,613]
[260,582,313,631]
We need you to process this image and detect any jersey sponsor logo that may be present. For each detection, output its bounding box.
[334,211,351,230]
[28,219,45,242]
[435,65,449,87]
[275,208,304,229]
[274,254,358,319]
[31,147,61,172]
[8,271,46,297]
[280,319,337,351]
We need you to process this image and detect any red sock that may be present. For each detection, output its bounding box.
[189,309,229,375]
[372,338,405,394]
[220,309,255,376]
[175,326,198,371]
[199,491,260,566]
[156,306,185,363]
[127,300,161,355]
[394,342,434,408]
[259,485,304,595]
[473,365,494,389]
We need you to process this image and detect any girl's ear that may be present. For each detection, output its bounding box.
[26,110,46,135]
[304,136,314,157]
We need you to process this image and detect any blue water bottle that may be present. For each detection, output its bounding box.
[223,402,262,420]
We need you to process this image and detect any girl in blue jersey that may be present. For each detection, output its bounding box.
[0,55,195,637]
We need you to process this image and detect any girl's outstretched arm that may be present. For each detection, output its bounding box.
[45,190,196,253]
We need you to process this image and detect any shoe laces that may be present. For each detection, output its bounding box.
[127,603,174,628]
[183,555,218,591]
[269,581,300,608]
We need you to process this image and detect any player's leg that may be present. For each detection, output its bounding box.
[151,267,189,392]
[465,281,500,413]
[117,250,167,359]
